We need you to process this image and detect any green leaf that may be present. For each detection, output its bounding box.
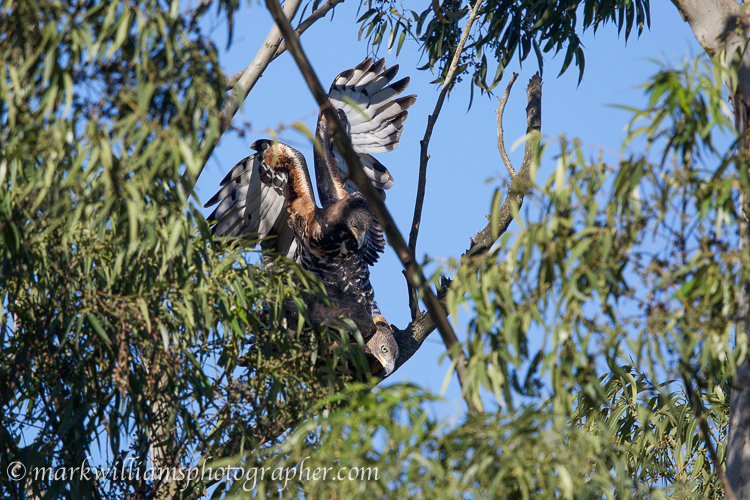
[88,314,110,344]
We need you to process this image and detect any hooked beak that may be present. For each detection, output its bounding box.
[376,353,395,378]
[350,227,367,249]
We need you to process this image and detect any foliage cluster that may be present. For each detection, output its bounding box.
[358,0,650,95]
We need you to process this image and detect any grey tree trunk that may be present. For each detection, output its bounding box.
[671,1,750,498]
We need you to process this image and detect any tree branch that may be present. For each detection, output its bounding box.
[671,3,750,497]
[393,73,542,372]
[496,73,519,178]
[469,74,540,255]
[266,0,483,415]
[181,0,303,192]
[224,0,346,91]
[671,0,750,101]
[407,0,484,320]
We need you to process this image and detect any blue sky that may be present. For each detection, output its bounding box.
[194,0,705,416]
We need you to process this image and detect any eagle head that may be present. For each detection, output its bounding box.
[317,195,372,252]
[365,317,399,378]
[344,197,372,250]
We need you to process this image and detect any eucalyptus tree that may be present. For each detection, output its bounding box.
[3,0,748,499]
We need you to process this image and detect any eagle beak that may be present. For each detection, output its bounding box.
[376,353,395,378]
[350,227,366,249]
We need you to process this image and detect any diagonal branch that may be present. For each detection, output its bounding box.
[266,0,483,415]
[224,0,346,90]
[181,0,303,192]
[393,72,542,371]
[407,0,484,320]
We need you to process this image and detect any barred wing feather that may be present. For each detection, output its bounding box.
[327,58,415,194]
[204,140,315,262]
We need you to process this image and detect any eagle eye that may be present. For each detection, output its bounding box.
[381,345,388,354]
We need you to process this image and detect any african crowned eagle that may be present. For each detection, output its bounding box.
[204,58,415,376]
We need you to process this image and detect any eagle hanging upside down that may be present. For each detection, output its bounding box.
[205,58,415,377]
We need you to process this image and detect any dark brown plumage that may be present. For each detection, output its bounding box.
[285,285,399,377]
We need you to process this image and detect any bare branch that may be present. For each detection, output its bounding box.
[469,73,541,255]
[225,0,346,91]
[275,0,345,58]
[266,0,483,415]
[407,0,484,320]
[224,69,248,92]
[181,0,303,192]
[393,73,542,372]
[496,73,519,178]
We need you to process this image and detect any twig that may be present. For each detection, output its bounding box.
[682,373,738,500]
[266,0,483,415]
[392,73,542,372]
[469,73,540,255]
[223,71,245,93]
[224,0,346,90]
[496,73,519,178]
[181,0,303,192]
[407,0,484,320]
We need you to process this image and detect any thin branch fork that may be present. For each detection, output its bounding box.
[469,73,540,255]
[407,0,484,320]
[265,0,483,415]
[496,72,519,178]
[393,73,542,372]
[224,0,346,90]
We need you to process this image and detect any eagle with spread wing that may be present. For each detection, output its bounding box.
[204,58,414,376]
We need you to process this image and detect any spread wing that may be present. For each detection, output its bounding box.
[310,58,414,265]
[204,140,316,261]
[327,57,416,198]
